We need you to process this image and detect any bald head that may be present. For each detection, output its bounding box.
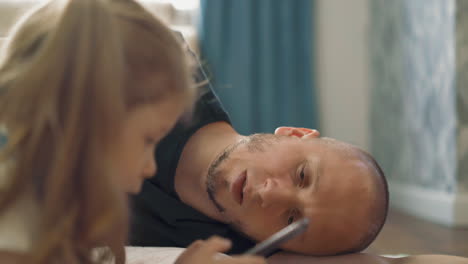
[345,148,389,253]
[204,130,389,256]
[275,138,389,255]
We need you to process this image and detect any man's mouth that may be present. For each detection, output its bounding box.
[230,170,247,205]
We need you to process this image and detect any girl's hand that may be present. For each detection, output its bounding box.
[175,236,266,264]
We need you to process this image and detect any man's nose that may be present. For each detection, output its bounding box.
[258,178,296,209]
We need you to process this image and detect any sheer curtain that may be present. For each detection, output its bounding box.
[0,0,200,50]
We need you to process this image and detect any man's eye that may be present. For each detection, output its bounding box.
[287,215,295,225]
[297,168,305,186]
[287,209,299,225]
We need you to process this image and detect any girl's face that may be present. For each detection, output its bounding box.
[111,96,186,194]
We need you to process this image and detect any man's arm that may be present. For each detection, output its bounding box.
[267,252,468,264]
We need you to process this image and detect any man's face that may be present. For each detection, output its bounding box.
[206,127,378,255]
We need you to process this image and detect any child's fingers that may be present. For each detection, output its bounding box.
[176,236,231,263]
[174,240,204,263]
[199,236,232,254]
[218,255,267,264]
[175,236,267,264]
[185,239,203,250]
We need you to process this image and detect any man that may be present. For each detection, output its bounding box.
[127,35,468,264]
[129,49,388,257]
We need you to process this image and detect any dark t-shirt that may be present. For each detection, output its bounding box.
[129,54,255,254]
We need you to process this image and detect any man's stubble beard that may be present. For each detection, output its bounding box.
[205,134,284,242]
[205,134,281,214]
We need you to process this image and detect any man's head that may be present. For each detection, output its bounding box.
[206,127,388,256]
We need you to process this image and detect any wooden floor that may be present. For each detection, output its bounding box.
[366,209,468,257]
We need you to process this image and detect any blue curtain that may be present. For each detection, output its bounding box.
[199,0,318,134]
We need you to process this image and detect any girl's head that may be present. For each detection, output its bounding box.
[0,0,195,263]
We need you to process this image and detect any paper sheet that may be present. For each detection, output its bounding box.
[125,247,185,264]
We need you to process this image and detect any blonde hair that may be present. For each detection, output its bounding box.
[0,0,194,263]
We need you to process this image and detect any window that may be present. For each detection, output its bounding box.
[139,0,200,52]
[0,0,39,38]
[0,0,200,51]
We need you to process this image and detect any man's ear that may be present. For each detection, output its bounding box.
[274,127,320,138]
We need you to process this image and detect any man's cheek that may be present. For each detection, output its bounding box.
[238,215,263,235]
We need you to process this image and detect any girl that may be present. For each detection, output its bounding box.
[0,0,264,264]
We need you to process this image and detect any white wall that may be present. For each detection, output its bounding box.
[315,0,370,150]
